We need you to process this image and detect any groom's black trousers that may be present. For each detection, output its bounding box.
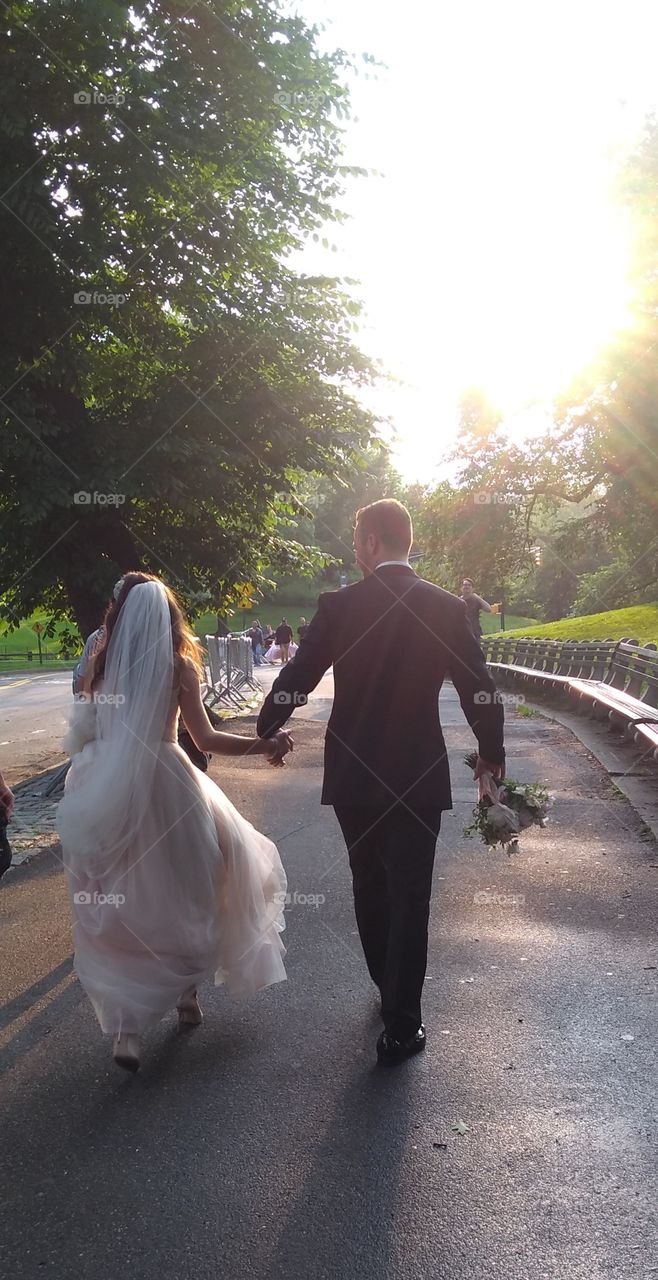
[334,804,442,1042]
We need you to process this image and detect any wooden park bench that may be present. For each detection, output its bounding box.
[568,640,658,755]
[480,634,658,759]
[483,635,590,696]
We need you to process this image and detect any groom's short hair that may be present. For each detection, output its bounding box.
[355,498,413,552]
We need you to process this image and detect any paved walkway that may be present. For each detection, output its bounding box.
[0,670,71,786]
[1,676,657,1279]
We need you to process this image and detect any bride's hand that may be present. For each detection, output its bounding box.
[263,730,294,767]
[0,778,14,820]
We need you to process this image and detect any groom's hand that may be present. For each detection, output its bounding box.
[473,755,503,780]
[263,729,294,767]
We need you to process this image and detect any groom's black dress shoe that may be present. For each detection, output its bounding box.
[376,1024,426,1066]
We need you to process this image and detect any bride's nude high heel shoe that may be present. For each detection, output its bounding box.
[177,988,203,1028]
[112,1032,140,1072]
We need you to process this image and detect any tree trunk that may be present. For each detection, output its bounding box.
[64,575,108,640]
[95,517,143,575]
[64,518,142,638]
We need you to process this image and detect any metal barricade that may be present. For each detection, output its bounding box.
[204,635,259,709]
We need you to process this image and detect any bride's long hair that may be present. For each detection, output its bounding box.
[92,572,202,687]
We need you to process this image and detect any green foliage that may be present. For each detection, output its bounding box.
[480,612,537,633]
[304,442,402,574]
[0,0,380,636]
[572,557,657,616]
[409,394,550,599]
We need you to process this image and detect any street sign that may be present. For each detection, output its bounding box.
[235,583,255,609]
[32,622,43,634]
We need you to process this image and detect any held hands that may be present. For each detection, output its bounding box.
[263,729,294,768]
[0,781,14,820]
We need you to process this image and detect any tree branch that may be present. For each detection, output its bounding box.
[522,474,606,504]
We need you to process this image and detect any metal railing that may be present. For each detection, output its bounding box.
[204,636,260,710]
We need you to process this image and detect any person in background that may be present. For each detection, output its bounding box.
[247,619,264,666]
[298,617,309,642]
[460,578,492,641]
[275,617,293,663]
[73,625,105,695]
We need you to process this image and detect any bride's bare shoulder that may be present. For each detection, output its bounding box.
[177,655,201,690]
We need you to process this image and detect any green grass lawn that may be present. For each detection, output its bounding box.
[498,602,658,645]
[0,614,79,652]
[480,612,537,634]
[0,612,80,671]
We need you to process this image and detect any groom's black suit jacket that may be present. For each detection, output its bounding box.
[257,564,505,811]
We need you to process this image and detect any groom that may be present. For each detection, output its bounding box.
[257,499,505,1064]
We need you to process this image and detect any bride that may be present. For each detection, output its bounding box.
[57,573,292,1074]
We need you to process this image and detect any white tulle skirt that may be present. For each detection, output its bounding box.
[60,743,287,1035]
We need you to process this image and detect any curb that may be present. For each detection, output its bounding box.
[13,762,68,797]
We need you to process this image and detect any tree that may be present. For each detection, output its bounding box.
[308,441,402,582]
[479,121,658,611]
[0,0,378,636]
[412,393,538,598]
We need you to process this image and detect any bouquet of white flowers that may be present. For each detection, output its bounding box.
[463,751,550,855]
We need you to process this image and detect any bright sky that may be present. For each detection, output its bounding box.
[287,0,658,479]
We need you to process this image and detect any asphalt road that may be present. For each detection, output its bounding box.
[0,670,72,785]
[1,675,657,1280]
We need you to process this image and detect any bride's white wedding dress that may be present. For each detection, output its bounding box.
[56,582,286,1036]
